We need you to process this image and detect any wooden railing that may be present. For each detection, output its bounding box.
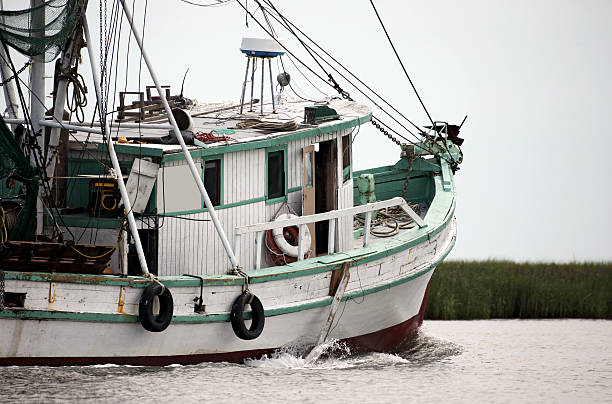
[234,197,426,270]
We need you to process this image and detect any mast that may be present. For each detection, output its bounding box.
[118,0,240,270]
[81,17,151,277]
[45,1,88,202]
[0,1,20,126]
[29,0,45,235]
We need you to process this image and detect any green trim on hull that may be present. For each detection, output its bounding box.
[3,156,455,292]
[4,171,454,289]
[0,233,454,324]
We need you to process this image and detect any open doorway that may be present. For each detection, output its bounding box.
[313,139,337,255]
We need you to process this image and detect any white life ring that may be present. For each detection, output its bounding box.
[272,213,312,258]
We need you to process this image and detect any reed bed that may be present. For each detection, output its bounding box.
[424,261,612,319]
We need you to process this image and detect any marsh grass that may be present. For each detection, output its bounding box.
[424,261,612,319]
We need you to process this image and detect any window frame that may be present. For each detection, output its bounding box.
[201,154,224,209]
[265,145,288,204]
[342,134,352,184]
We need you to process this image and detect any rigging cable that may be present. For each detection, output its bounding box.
[368,0,434,127]
[260,0,424,136]
[253,1,434,150]
[258,1,453,159]
[0,43,75,240]
[235,0,434,154]
[369,0,457,166]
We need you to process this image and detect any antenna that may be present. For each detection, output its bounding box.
[180,68,189,98]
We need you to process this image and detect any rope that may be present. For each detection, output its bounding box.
[69,244,116,259]
[148,274,165,292]
[0,205,8,245]
[195,131,236,143]
[0,268,4,311]
[354,205,421,238]
[60,67,88,123]
[233,266,250,293]
[235,118,298,131]
[68,228,124,260]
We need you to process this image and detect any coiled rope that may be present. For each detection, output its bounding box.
[354,205,421,238]
[235,118,298,131]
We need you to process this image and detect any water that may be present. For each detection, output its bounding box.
[1,320,610,403]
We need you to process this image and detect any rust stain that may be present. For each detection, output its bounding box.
[47,282,56,310]
[117,287,126,314]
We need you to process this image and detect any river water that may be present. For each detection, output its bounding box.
[1,320,610,403]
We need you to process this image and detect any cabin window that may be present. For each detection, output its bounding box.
[342,135,351,183]
[267,148,286,202]
[305,151,314,188]
[203,158,221,207]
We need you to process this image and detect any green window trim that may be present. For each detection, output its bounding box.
[265,145,288,205]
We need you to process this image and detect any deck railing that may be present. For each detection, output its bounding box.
[234,197,426,270]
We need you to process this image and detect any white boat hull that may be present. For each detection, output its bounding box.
[0,218,455,365]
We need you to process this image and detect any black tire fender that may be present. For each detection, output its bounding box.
[230,292,265,340]
[139,283,174,332]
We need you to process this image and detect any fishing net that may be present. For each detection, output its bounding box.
[0,0,80,62]
[0,116,38,242]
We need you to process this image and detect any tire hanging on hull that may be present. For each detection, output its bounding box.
[139,283,174,332]
[230,291,265,340]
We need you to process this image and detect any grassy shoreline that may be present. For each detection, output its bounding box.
[424,261,612,320]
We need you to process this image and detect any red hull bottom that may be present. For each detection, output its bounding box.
[0,283,431,367]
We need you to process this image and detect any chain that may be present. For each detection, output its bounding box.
[371,118,401,146]
[401,149,415,199]
[0,61,31,87]
[0,269,5,311]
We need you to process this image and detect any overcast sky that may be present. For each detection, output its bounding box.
[4,0,611,262]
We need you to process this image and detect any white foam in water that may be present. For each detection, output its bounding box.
[245,339,352,369]
[91,364,122,368]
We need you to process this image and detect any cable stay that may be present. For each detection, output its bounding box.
[235,0,444,157]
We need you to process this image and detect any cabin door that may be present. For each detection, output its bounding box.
[302,145,316,255]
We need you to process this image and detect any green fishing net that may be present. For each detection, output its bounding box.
[0,116,38,241]
[0,0,79,62]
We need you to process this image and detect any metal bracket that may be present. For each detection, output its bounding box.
[183,274,205,313]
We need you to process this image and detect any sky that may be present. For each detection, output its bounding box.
[2,0,611,262]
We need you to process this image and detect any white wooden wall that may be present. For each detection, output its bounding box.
[157,128,355,276]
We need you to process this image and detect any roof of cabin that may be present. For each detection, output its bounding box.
[69,97,371,159]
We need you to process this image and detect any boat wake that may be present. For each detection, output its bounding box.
[244,339,413,370]
[244,330,462,370]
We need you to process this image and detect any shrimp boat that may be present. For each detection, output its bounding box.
[0,0,464,365]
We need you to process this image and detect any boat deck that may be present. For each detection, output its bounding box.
[68,97,371,153]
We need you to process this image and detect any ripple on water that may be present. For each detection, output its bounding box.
[1,320,610,404]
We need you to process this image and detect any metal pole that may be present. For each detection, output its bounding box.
[260,58,264,116]
[119,0,240,269]
[30,0,45,235]
[82,17,150,277]
[249,58,255,112]
[39,120,102,134]
[239,57,250,114]
[268,58,275,113]
[0,1,19,125]
[45,2,88,186]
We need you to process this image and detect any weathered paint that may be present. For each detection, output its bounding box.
[159,113,372,163]
[0,245,441,365]
[0,222,455,324]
